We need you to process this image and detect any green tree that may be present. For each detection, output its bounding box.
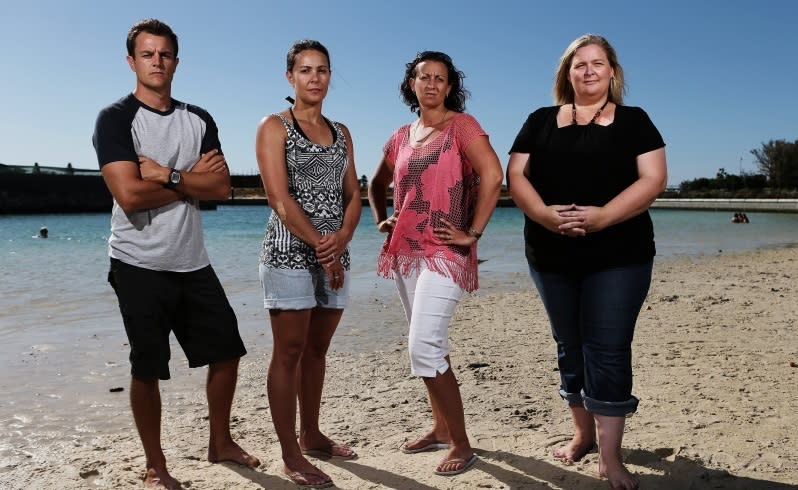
[750,139,798,188]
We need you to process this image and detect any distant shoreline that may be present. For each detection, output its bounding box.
[1,171,797,213]
[222,194,798,213]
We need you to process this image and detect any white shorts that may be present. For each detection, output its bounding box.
[394,264,464,377]
[259,264,349,310]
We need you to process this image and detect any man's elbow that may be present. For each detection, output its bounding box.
[208,183,231,200]
[202,174,231,200]
[113,190,144,213]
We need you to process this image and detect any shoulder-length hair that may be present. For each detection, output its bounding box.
[553,34,626,105]
[400,51,468,114]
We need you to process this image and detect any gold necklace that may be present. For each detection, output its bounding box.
[413,110,448,143]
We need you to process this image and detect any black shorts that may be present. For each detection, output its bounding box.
[108,258,246,380]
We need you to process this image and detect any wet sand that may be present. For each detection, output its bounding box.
[1,247,796,489]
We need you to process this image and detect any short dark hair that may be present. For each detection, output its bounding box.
[400,51,468,114]
[127,19,179,57]
[286,40,330,72]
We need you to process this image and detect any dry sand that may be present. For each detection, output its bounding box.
[2,247,796,489]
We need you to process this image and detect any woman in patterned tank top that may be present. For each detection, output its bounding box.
[256,40,361,489]
[369,51,503,477]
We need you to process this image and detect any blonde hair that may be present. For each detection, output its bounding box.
[553,34,626,105]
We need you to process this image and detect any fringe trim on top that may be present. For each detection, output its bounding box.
[377,252,479,293]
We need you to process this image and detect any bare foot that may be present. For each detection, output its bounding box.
[599,458,639,490]
[553,438,596,463]
[208,441,261,468]
[143,467,182,489]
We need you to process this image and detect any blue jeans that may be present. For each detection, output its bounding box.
[529,261,652,417]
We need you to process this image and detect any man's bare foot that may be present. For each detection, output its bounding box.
[553,438,596,463]
[208,441,261,468]
[143,467,182,489]
[599,458,639,490]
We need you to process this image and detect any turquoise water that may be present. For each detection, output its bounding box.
[0,206,797,465]
[2,206,798,341]
[2,205,797,360]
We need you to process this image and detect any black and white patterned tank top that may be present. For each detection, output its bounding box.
[260,113,351,270]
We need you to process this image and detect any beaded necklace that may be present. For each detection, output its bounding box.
[571,99,609,125]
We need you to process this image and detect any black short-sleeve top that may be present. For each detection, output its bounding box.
[509,105,665,272]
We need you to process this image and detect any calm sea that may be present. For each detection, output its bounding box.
[1,206,797,465]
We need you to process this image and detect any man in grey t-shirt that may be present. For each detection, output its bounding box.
[93,19,259,488]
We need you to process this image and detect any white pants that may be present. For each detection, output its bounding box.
[394,265,464,377]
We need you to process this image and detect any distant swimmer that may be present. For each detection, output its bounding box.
[38,227,48,238]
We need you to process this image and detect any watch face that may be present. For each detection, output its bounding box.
[170,170,180,184]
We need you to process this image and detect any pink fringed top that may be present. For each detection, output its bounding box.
[377,112,486,292]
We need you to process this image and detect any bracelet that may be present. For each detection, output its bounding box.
[468,228,483,240]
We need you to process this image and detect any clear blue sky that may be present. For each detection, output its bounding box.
[2,0,796,187]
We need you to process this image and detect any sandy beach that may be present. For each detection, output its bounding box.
[2,246,796,489]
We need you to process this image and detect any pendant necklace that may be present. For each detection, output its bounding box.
[572,99,609,125]
[413,110,448,143]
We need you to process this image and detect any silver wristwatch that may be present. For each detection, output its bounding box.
[165,168,181,189]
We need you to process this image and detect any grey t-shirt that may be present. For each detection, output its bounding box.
[92,94,219,272]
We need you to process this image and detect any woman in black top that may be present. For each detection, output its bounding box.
[507,34,667,490]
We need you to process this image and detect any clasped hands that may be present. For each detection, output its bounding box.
[316,232,346,290]
[138,149,228,185]
[546,204,607,237]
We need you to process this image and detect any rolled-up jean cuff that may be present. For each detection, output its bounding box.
[582,391,639,417]
[558,389,584,406]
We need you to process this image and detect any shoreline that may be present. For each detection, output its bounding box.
[223,195,798,213]
[2,246,796,489]
[3,169,798,214]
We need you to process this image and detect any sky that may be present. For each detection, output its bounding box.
[1,0,796,187]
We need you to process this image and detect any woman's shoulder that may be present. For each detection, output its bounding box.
[260,111,290,127]
[615,104,649,118]
[518,106,559,125]
[326,117,347,133]
[450,111,480,128]
[391,122,412,137]
[614,105,657,125]
[452,111,477,122]
[533,105,560,117]
[328,118,354,146]
[256,112,290,138]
